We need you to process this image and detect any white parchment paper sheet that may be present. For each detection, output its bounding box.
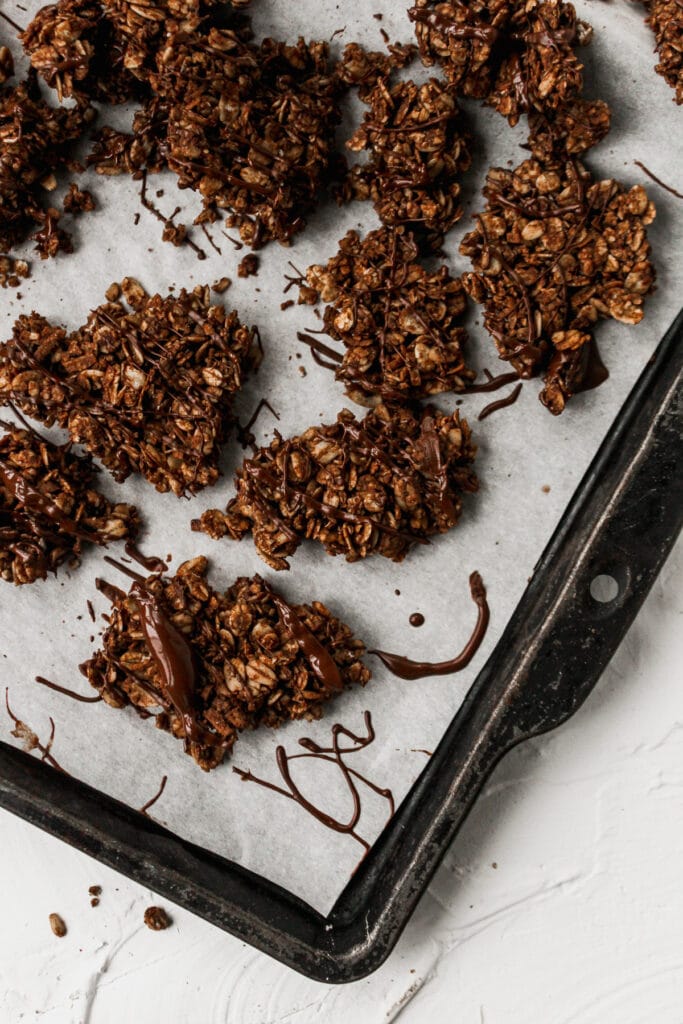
[1,0,681,914]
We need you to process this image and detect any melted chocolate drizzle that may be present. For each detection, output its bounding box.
[463,369,521,394]
[103,555,144,582]
[296,331,343,370]
[575,337,609,393]
[124,540,167,574]
[270,591,343,692]
[234,711,394,853]
[478,381,523,420]
[95,578,126,603]
[371,571,490,680]
[634,161,683,200]
[129,582,202,745]
[412,415,458,520]
[35,676,102,703]
[140,774,168,817]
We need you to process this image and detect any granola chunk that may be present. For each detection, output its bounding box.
[335,40,417,100]
[62,183,96,215]
[409,0,511,99]
[304,227,473,404]
[343,78,472,246]
[86,29,346,249]
[409,1,608,159]
[0,422,138,585]
[460,158,657,413]
[82,560,370,770]
[642,0,683,104]
[0,283,260,495]
[0,74,95,256]
[193,403,478,570]
[21,0,136,103]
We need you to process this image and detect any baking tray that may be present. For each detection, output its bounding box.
[1,306,680,982]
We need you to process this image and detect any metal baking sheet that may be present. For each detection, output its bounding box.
[0,0,681,979]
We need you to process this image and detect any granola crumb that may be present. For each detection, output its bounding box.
[238,254,259,278]
[212,277,231,294]
[49,912,67,937]
[144,906,171,931]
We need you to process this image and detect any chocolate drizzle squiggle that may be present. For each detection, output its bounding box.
[270,591,343,693]
[129,581,202,746]
[35,676,102,703]
[634,161,683,200]
[234,711,394,853]
[140,774,168,817]
[95,577,126,603]
[478,381,523,420]
[462,369,521,394]
[124,541,167,574]
[371,571,489,680]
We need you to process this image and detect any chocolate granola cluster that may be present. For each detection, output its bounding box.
[0,422,138,585]
[21,0,136,103]
[22,0,409,250]
[460,158,657,414]
[0,279,260,495]
[82,558,370,770]
[303,227,473,404]
[0,71,95,257]
[20,0,416,251]
[409,0,610,160]
[641,0,683,104]
[343,76,472,247]
[193,403,477,570]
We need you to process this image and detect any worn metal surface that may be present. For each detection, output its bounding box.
[0,310,680,983]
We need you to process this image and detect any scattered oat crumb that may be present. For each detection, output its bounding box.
[105,282,121,302]
[238,254,259,278]
[63,183,95,215]
[144,906,171,931]
[49,913,67,937]
[212,277,232,294]
[492,862,498,869]
[298,365,307,377]
[541,485,551,493]
[281,299,294,311]
[0,255,30,290]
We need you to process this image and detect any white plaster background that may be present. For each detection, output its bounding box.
[1,540,680,1022]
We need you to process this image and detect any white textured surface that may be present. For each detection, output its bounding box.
[1,541,680,1022]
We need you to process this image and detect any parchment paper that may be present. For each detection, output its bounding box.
[1,0,681,914]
